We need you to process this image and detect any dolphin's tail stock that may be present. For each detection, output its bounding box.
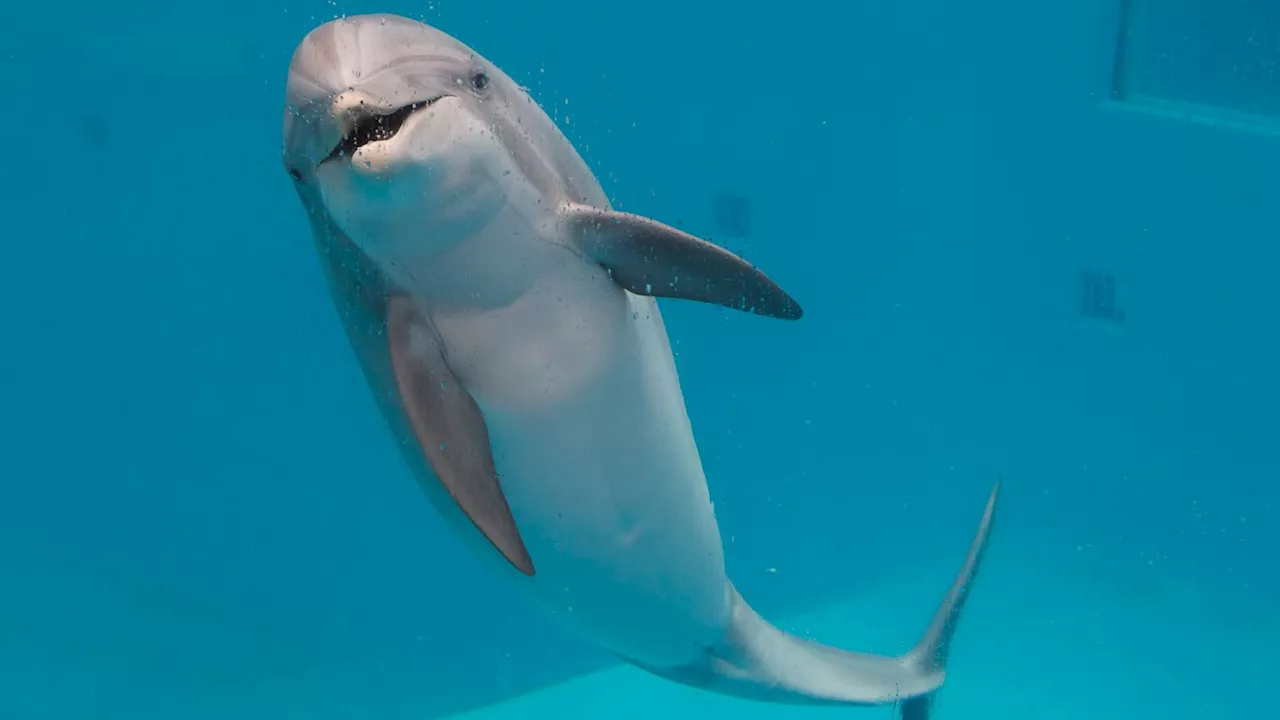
[642,481,1000,718]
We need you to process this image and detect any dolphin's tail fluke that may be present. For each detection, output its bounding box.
[894,479,1000,718]
[640,481,1000,718]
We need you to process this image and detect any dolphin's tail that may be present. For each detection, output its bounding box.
[893,479,1000,718]
[640,481,999,718]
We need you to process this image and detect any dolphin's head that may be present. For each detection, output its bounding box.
[282,15,521,261]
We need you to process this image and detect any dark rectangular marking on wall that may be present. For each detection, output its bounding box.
[1110,0,1136,101]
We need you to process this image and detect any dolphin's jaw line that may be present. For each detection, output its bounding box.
[320,94,450,166]
[312,90,515,288]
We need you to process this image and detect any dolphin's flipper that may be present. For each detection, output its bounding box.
[385,295,535,576]
[558,204,803,320]
[644,482,999,717]
[296,182,534,577]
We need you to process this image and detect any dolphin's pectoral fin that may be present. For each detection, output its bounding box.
[385,295,535,576]
[301,196,531,576]
[559,204,803,320]
[639,482,1000,718]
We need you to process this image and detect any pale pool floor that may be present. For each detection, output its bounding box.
[0,534,1273,718]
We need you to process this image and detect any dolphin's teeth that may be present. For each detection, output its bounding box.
[323,95,447,163]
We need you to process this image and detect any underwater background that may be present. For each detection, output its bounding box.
[1,0,1276,718]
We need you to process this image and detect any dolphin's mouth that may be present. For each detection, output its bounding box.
[322,95,447,164]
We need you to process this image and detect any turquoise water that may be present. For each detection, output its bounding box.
[1,1,1276,718]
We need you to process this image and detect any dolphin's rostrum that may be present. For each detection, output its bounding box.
[281,14,999,718]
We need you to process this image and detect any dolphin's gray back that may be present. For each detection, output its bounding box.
[473,40,611,211]
[489,91,611,211]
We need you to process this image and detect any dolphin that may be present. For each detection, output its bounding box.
[281,14,999,718]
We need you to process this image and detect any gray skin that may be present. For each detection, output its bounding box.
[281,14,999,720]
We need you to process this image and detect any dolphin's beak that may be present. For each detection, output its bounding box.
[321,93,449,165]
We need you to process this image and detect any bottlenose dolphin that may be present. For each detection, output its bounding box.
[281,14,999,718]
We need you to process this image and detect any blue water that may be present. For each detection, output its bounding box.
[1,0,1276,718]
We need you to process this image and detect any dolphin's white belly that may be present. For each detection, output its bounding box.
[428,235,732,668]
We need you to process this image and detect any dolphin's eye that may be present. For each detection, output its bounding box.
[288,168,304,181]
[470,71,490,91]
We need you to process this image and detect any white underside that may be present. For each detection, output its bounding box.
[320,104,738,668]
[412,210,734,669]
[315,103,734,668]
